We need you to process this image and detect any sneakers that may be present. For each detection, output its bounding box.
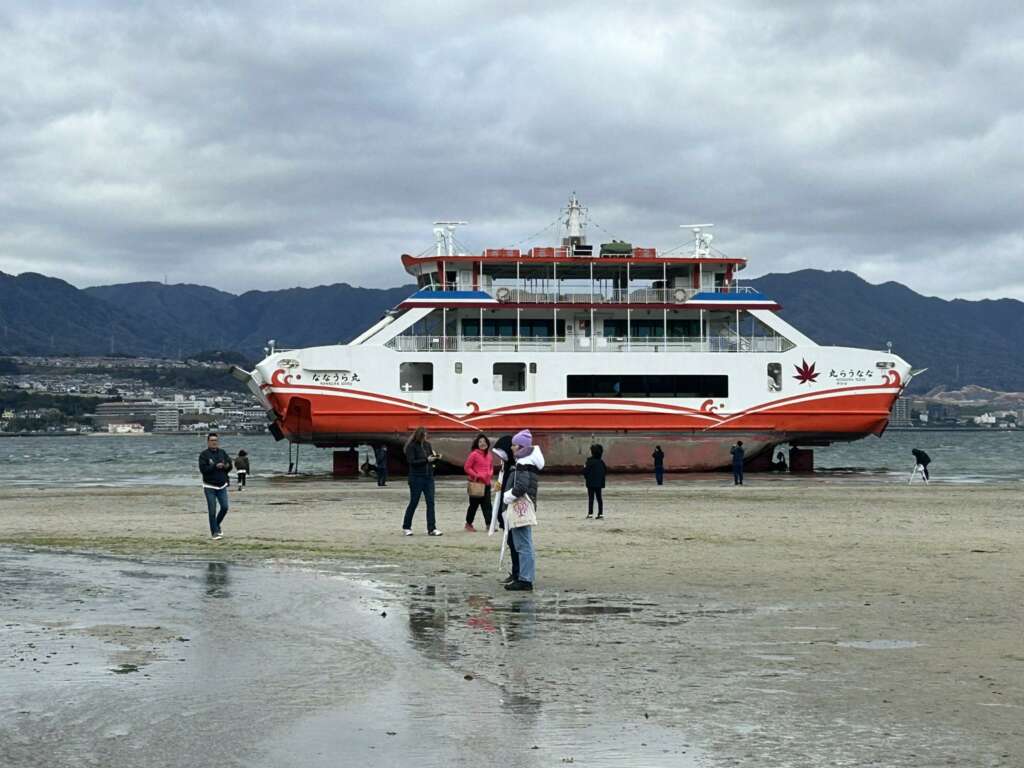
[402,529,413,536]
[464,523,477,532]
[427,529,444,537]
[586,514,593,519]
[502,574,518,584]
[504,580,533,591]
[212,533,224,540]
[596,514,604,520]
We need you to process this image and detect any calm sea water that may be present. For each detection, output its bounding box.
[1,430,1022,488]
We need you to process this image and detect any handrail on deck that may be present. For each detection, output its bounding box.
[384,335,791,353]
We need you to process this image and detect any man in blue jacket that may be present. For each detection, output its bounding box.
[199,432,232,539]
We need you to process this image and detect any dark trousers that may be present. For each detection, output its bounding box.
[403,475,436,531]
[377,466,388,486]
[733,464,744,485]
[466,492,492,526]
[237,471,247,488]
[921,464,930,481]
[654,466,664,485]
[204,487,229,535]
[507,526,519,579]
[587,487,604,516]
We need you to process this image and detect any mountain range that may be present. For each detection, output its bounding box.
[1,269,1022,393]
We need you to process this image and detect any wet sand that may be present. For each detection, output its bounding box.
[1,477,1021,766]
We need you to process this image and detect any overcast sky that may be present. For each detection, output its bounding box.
[1,1,1022,300]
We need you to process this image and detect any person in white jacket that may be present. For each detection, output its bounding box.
[502,429,544,591]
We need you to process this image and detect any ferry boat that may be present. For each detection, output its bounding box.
[234,196,914,471]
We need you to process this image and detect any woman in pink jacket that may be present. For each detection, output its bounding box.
[463,434,494,532]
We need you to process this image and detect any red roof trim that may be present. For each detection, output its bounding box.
[398,301,781,311]
[401,253,746,270]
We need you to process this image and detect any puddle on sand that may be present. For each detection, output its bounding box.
[836,640,922,650]
[1,549,707,768]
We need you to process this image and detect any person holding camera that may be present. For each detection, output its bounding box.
[402,427,443,536]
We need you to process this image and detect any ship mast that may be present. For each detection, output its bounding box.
[562,193,587,247]
[433,221,468,257]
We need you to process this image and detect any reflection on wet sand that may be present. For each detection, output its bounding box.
[205,562,230,599]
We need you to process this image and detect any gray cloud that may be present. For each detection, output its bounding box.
[1,1,1022,299]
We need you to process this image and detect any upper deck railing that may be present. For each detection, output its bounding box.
[421,284,759,305]
[385,334,791,354]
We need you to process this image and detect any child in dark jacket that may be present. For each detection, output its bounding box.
[583,444,607,519]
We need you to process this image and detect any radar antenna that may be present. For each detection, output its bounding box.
[680,223,714,258]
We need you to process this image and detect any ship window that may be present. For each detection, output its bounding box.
[646,375,676,397]
[400,362,433,392]
[603,319,699,338]
[529,363,537,374]
[493,363,526,392]
[454,362,463,374]
[767,362,782,391]
[567,374,728,398]
[462,318,564,338]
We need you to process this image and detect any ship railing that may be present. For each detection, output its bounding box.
[492,287,699,304]
[385,335,790,353]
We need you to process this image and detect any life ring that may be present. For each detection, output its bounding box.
[673,287,688,303]
[496,287,511,301]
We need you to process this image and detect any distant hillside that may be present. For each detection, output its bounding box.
[747,270,1024,392]
[0,272,180,356]
[82,280,414,357]
[3,268,1023,393]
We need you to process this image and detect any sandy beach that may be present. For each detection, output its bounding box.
[2,477,1021,766]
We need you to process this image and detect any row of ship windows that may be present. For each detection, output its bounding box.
[459,319,702,338]
[399,362,737,397]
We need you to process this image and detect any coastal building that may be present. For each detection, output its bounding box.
[926,403,959,425]
[153,408,181,432]
[107,423,146,434]
[94,401,159,430]
[890,397,913,427]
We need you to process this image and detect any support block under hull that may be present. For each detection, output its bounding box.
[292,429,860,473]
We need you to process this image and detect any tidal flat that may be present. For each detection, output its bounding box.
[1,478,1020,766]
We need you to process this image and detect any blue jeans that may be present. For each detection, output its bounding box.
[403,475,436,531]
[510,526,535,584]
[655,466,664,485]
[733,464,744,484]
[204,487,229,535]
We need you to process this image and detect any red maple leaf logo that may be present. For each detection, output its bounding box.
[793,359,820,385]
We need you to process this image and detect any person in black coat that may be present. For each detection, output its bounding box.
[492,434,520,584]
[730,440,745,485]
[198,432,232,539]
[911,448,931,482]
[375,444,388,487]
[583,444,607,519]
[402,427,443,535]
[652,445,665,485]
